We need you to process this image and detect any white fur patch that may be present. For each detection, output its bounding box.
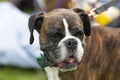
[45,67,60,80]
[63,18,71,36]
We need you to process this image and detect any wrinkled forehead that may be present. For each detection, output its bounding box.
[42,11,83,32]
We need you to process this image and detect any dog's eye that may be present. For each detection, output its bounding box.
[74,31,84,39]
[72,28,84,39]
[50,32,64,41]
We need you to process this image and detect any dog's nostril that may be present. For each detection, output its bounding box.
[67,41,72,46]
[64,39,77,48]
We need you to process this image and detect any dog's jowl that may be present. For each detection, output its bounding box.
[29,8,120,80]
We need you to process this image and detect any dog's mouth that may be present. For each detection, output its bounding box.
[57,56,78,71]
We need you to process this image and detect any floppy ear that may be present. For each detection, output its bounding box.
[28,12,44,44]
[73,8,91,36]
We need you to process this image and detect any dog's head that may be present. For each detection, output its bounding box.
[28,8,91,72]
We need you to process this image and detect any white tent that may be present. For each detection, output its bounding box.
[0,2,41,69]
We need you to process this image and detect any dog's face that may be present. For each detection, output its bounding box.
[28,8,91,72]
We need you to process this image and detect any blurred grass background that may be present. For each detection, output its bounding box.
[0,0,6,2]
[0,66,47,80]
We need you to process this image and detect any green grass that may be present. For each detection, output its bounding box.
[0,66,47,80]
[0,0,6,2]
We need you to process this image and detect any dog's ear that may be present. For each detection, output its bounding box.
[28,12,44,44]
[73,8,91,36]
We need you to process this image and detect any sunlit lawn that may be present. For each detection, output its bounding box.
[0,66,47,80]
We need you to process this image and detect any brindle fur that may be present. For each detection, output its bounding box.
[59,27,120,80]
[29,8,120,80]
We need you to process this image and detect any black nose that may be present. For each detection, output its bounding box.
[64,39,77,49]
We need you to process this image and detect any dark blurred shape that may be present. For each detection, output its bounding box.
[9,0,40,13]
[16,0,34,12]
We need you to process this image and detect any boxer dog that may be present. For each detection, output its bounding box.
[28,8,120,80]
